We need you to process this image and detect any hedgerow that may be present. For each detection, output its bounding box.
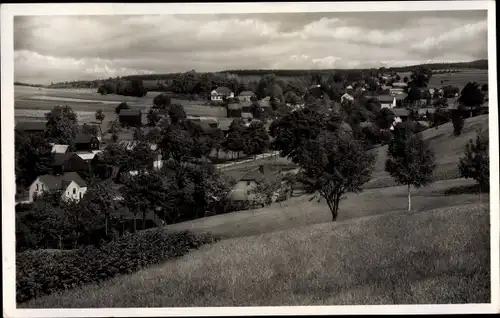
[16,229,219,303]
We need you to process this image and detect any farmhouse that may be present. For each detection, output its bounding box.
[53,152,90,175]
[341,92,354,104]
[117,140,164,171]
[227,103,243,117]
[75,131,100,152]
[237,91,256,102]
[28,172,87,203]
[377,95,397,109]
[391,108,411,129]
[119,108,145,127]
[225,165,291,207]
[49,143,69,154]
[211,86,234,101]
[15,121,47,134]
[75,150,103,162]
[241,101,254,113]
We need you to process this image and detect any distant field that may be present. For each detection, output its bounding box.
[14,85,227,124]
[428,69,488,89]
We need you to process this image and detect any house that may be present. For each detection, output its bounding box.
[211,87,234,101]
[110,204,164,234]
[117,140,163,172]
[15,121,47,134]
[53,152,90,175]
[241,112,254,124]
[341,93,354,104]
[225,165,283,206]
[389,87,405,95]
[75,131,100,152]
[392,82,408,89]
[240,100,254,113]
[28,172,87,203]
[49,143,69,154]
[394,93,408,107]
[118,108,143,127]
[390,108,411,129]
[377,95,397,109]
[75,150,103,162]
[227,103,243,117]
[237,91,256,102]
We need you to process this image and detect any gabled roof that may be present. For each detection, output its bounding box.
[111,206,163,227]
[53,152,77,166]
[240,169,265,183]
[238,91,255,97]
[241,112,254,119]
[392,108,410,117]
[50,144,69,154]
[227,103,243,110]
[240,100,253,108]
[119,108,142,116]
[75,131,98,144]
[15,121,47,132]
[376,95,395,103]
[214,86,232,95]
[394,93,408,101]
[37,172,87,190]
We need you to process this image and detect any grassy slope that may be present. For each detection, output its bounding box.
[365,114,489,189]
[23,203,490,307]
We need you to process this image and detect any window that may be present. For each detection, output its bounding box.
[73,188,76,195]
[36,184,39,191]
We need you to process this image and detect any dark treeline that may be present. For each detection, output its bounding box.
[46,59,487,89]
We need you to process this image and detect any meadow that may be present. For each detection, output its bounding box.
[428,69,488,89]
[14,86,227,124]
[20,113,491,307]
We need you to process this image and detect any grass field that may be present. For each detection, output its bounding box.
[365,114,489,189]
[14,86,227,124]
[22,200,489,307]
[428,69,488,89]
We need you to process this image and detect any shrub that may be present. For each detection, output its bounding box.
[451,111,465,136]
[458,130,489,190]
[16,229,219,303]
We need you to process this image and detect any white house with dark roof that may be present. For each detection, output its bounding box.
[237,91,256,102]
[211,86,234,101]
[28,172,87,203]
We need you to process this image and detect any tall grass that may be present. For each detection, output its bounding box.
[22,203,489,307]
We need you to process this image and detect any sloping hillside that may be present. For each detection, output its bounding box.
[366,114,489,189]
[23,202,490,307]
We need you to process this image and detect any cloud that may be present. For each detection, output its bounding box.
[13,10,488,84]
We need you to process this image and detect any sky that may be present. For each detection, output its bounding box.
[14,10,488,85]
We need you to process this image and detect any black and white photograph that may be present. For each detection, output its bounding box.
[2,1,499,316]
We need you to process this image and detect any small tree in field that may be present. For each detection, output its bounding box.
[385,125,436,212]
[95,109,105,135]
[298,130,375,221]
[451,110,464,136]
[459,129,489,191]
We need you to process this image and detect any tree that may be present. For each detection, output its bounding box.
[131,79,147,97]
[284,91,300,106]
[269,108,325,164]
[442,85,460,98]
[459,129,489,191]
[458,82,485,115]
[147,109,161,127]
[115,102,130,115]
[410,67,432,87]
[133,127,145,141]
[121,172,177,230]
[15,132,55,189]
[385,126,436,211]
[44,105,79,149]
[95,109,105,135]
[297,130,375,221]
[145,127,163,144]
[451,110,464,136]
[405,86,422,105]
[153,93,172,109]
[375,108,395,130]
[224,119,246,159]
[403,76,409,83]
[481,83,488,92]
[168,103,187,124]
[242,121,270,157]
[432,108,450,127]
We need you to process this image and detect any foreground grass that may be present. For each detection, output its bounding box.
[22,203,490,307]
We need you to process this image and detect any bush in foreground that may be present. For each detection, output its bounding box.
[16,229,219,303]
